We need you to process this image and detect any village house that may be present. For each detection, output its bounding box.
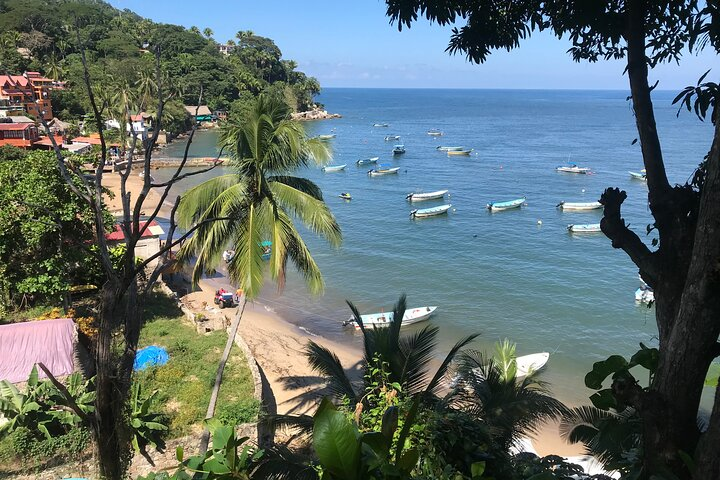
[105,220,165,266]
[105,112,152,140]
[184,105,214,122]
[0,121,39,148]
[0,72,57,120]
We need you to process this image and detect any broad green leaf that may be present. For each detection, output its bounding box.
[471,461,486,479]
[629,345,659,372]
[28,365,38,388]
[361,431,388,457]
[211,425,234,451]
[397,447,419,472]
[381,405,398,443]
[313,398,361,480]
[705,364,720,387]
[585,355,629,390]
[589,389,617,410]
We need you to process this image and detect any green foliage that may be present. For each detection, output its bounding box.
[215,398,262,426]
[128,381,169,455]
[511,453,587,480]
[176,94,341,299]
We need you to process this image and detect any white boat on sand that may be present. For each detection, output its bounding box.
[410,204,452,218]
[406,189,449,202]
[568,223,602,233]
[345,306,437,330]
[453,352,550,386]
[557,201,603,211]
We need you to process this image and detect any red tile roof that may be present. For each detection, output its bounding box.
[0,123,34,131]
[71,136,120,147]
[105,220,164,241]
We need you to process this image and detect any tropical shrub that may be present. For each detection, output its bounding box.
[128,381,169,455]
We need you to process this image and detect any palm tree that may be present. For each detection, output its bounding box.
[449,341,567,453]
[177,93,341,297]
[135,70,157,110]
[203,27,214,40]
[189,26,201,36]
[45,55,63,81]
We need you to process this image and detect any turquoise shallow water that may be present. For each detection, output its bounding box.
[157,88,713,405]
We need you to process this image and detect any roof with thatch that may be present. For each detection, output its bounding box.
[184,105,212,117]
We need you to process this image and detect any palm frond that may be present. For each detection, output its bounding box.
[175,174,245,229]
[304,341,357,402]
[268,180,341,248]
[226,199,272,298]
[261,413,314,436]
[273,208,325,295]
[424,334,481,398]
[397,325,440,395]
[268,176,324,200]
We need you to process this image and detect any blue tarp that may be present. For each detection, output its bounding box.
[134,345,169,371]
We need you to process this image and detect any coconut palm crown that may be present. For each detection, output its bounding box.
[176,94,341,298]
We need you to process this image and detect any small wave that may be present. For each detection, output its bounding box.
[299,326,318,337]
[263,305,276,313]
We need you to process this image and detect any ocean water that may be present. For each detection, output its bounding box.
[156,88,713,405]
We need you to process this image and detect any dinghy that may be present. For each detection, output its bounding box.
[487,197,525,211]
[568,223,602,233]
[447,149,472,156]
[635,285,654,304]
[436,146,464,151]
[368,166,400,176]
[344,306,437,330]
[452,352,550,386]
[556,164,590,174]
[339,192,352,200]
[629,170,647,180]
[410,204,452,218]
[384,135,400,141]
[373,123,389,127]
[557,201,603,211]
[356,156,379,166]
[406,189,449,202]
[427,129,443,136]
[322,164,346,172]
[392,144,406,155]
[318,134,336,140]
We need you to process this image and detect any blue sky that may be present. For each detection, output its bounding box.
[109,0,717,90]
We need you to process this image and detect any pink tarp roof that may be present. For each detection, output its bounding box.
[0,318,76,383]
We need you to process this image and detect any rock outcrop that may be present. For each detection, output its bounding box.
[292,108,342,121]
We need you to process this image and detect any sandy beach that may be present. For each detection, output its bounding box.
[104,168,583,457]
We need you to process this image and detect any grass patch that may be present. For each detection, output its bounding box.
[135,291,259,437]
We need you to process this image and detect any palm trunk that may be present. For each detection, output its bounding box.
[198,296,247,452]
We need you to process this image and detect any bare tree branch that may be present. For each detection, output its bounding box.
[37,362,92,426]
[600,187,660,284]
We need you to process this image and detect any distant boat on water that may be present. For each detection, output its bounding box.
[447,149,473,156]
[436,146,464,151]
[339,192,352,200]
[427,129,443,136]
[368,165,400,176]
[356,156,379,166]
[322,164,346,172]
[392,144,406,155]
[556,164,590,174]
[487,197,525,211]
[373,123,389,127]
[344,306,437,329]
[629,169,647,180]
[557,201,603,211]
[384,135,401,141]
[411,204,452,218]
[568,223,602,233]
[318,134,336,140]
[406,189,449,202]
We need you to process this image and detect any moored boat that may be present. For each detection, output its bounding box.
[567,223,602,233]
[487,197,525,211]
[356,156,379,166]
[447,149,473,156]
[373,123,389,127]
[322,164,346,172]
[368,166,400,176]
[406,189,449,202]
[392,144,406,155]
[339,192,352,200]
[453,352,550,386]
[635,284,654,304]
[629,170,647,180]
[410,204,452,218]
[344,306,438,329]
[427,129,443,136]
[556,164,590,174]
[436,146,464,151]
[557,201,603,211]
[384,135,401,141]
[318,134,336,140]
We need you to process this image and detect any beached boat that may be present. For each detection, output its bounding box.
[373,123,389,127]
[384,135,401,141]
[339,192,352,200]
[344,306,437,329]
[436,146,464,151]
[568,223,602,233]
[368,166,400,176]
[406,189,449,202]
[447,149,472,156]
[427,129,443,136]
[487,197,525,211]
[453,352,550,386]
[392,144,406,155]
[318,134,336,140]
[629,170,647,180]
[557,201,603,211]
[322,164,347,172]
[410,204,452,218]
[556,164,591,174]
[356,156,379,166]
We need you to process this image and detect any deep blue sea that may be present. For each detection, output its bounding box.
[156,88,713,405]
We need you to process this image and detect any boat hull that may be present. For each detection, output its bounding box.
[349,306,437,329]
[322,164,346,172]
[568,223,602,233]
[368,167,400,176]
[357,157,379,165]
[558,201,603,211]
[447,149,472,156]
[436,146,464,151]
[629,171,647,180]
[407,190,449,202]
[411,204,452,218]
[487,197,525,211]
[556,166,590,174]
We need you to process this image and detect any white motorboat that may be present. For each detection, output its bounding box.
[568,223,602,233]
[368,166,400,176]
[410,204,452,218]
[322,164,346,172]
[406,189,449,202]
[516,352,550,377]
[345,306,437,330]
[557,201,603,211]
[556,164,591,174]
